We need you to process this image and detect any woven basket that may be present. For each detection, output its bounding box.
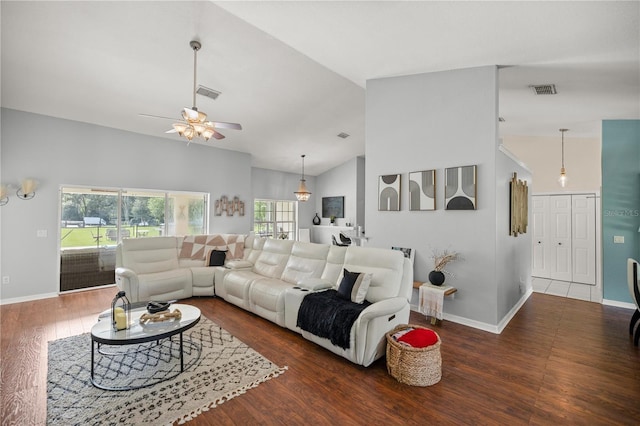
[385,324,442,386]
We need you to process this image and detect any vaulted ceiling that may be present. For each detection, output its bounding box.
[2,1,638,176]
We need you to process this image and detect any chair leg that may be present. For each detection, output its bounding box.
[635,324,640,346]
[630,310,640,335]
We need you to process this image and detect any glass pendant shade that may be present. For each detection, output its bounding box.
[294,154,311,202]
[558,167,568,187]
[557,128,569,188]
[295,180,311,202]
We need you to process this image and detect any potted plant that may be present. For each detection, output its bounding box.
[330,215,336,225]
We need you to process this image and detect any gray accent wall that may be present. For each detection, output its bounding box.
[314,157,361,227]
[0,108,252,302]
[251,167,317,230]
[365,66,532,328]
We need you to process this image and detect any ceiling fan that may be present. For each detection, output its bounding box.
[141,40,242,143]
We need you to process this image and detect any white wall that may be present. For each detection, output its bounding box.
[0,108,252,302]
[251,167,317,230]
[503,135,601,193]
[314,157,360,227]
[495,148,533,320]
[365,66,531,328]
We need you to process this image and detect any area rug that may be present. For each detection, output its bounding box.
[47,317,286,425]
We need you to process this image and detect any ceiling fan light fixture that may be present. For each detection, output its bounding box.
[183,126,195,140]
[202,128,215,140]
[172,122,188,136]
[192,122,207,135]
[161,40,241,144]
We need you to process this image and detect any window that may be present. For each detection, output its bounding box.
[254,199,297,240]
[59,186,208,292]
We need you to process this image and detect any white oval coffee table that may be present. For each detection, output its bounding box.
[90,303,201,391]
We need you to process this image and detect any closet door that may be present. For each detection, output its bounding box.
[531,196,549,277]
[548,195,573,282]
[572,194,596,284]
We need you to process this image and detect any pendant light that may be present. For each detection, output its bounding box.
[294,154,311,202]
[558,128,569,188]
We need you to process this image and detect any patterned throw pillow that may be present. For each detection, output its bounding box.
[337,268,372,304]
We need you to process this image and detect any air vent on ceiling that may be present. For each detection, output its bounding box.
[337,132,350,139]
[529,84,557,95]
[196,85,221,100]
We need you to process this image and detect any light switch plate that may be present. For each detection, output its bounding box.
[613,235,624,244]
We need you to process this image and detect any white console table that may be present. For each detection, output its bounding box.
[312,225,355,245]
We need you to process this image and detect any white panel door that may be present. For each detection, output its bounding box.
[531,196,549,277]
[548,195,573,282]
[572,194,596,285]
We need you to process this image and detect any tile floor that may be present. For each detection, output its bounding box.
[532,277,602,303]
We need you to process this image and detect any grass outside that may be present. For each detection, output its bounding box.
[60,226,163,248]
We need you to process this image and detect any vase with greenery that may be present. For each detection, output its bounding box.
[330,215,336,225]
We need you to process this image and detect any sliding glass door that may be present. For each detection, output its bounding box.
[59,186,208,292]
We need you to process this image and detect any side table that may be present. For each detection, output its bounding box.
[416,281,457,325]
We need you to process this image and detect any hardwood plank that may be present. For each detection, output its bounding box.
[1,288,639,425]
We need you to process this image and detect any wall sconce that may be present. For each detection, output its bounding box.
[0,184,9,206]
[16,178,37,200]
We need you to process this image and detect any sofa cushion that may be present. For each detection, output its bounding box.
[120,237,179,274]
[281,242,330,284]
[337,269,372,303]
[252,239,294,279]
[342,247,404,303]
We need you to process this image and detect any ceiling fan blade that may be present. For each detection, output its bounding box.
[212,131,225,140]
[210,121,242,130]
[139,113,178,121]
[165,129,178,134]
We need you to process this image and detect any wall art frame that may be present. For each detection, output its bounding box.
[322,196,344,218]
[391,246,415,263]
[379,174,401,211]
[409,169,436,211]
[445,165,477,210]
[509,172,528,236]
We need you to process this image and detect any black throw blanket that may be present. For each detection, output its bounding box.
[296,289,371,349]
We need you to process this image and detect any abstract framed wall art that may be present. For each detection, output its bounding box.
[409,169,436,211]
[378,174,401,211]
[445,165,477,210]
[322,196,345,218]
[509,172,528,236]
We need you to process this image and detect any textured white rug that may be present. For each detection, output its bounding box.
[47,317,286,425]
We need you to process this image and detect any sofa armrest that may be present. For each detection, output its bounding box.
[354,297,411,366]
[297,277,334,291]
[357,297,408,323]
[115,267,140,302]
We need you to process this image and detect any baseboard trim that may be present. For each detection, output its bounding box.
[410,287,533,334]
[0,292,59,306]
[496,287,533,334]
[602,299,636,310]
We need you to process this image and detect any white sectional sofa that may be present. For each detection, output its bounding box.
[115,234,245,302]
[116,233,413,367]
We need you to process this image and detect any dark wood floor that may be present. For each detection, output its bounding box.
[1,287,639,425]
